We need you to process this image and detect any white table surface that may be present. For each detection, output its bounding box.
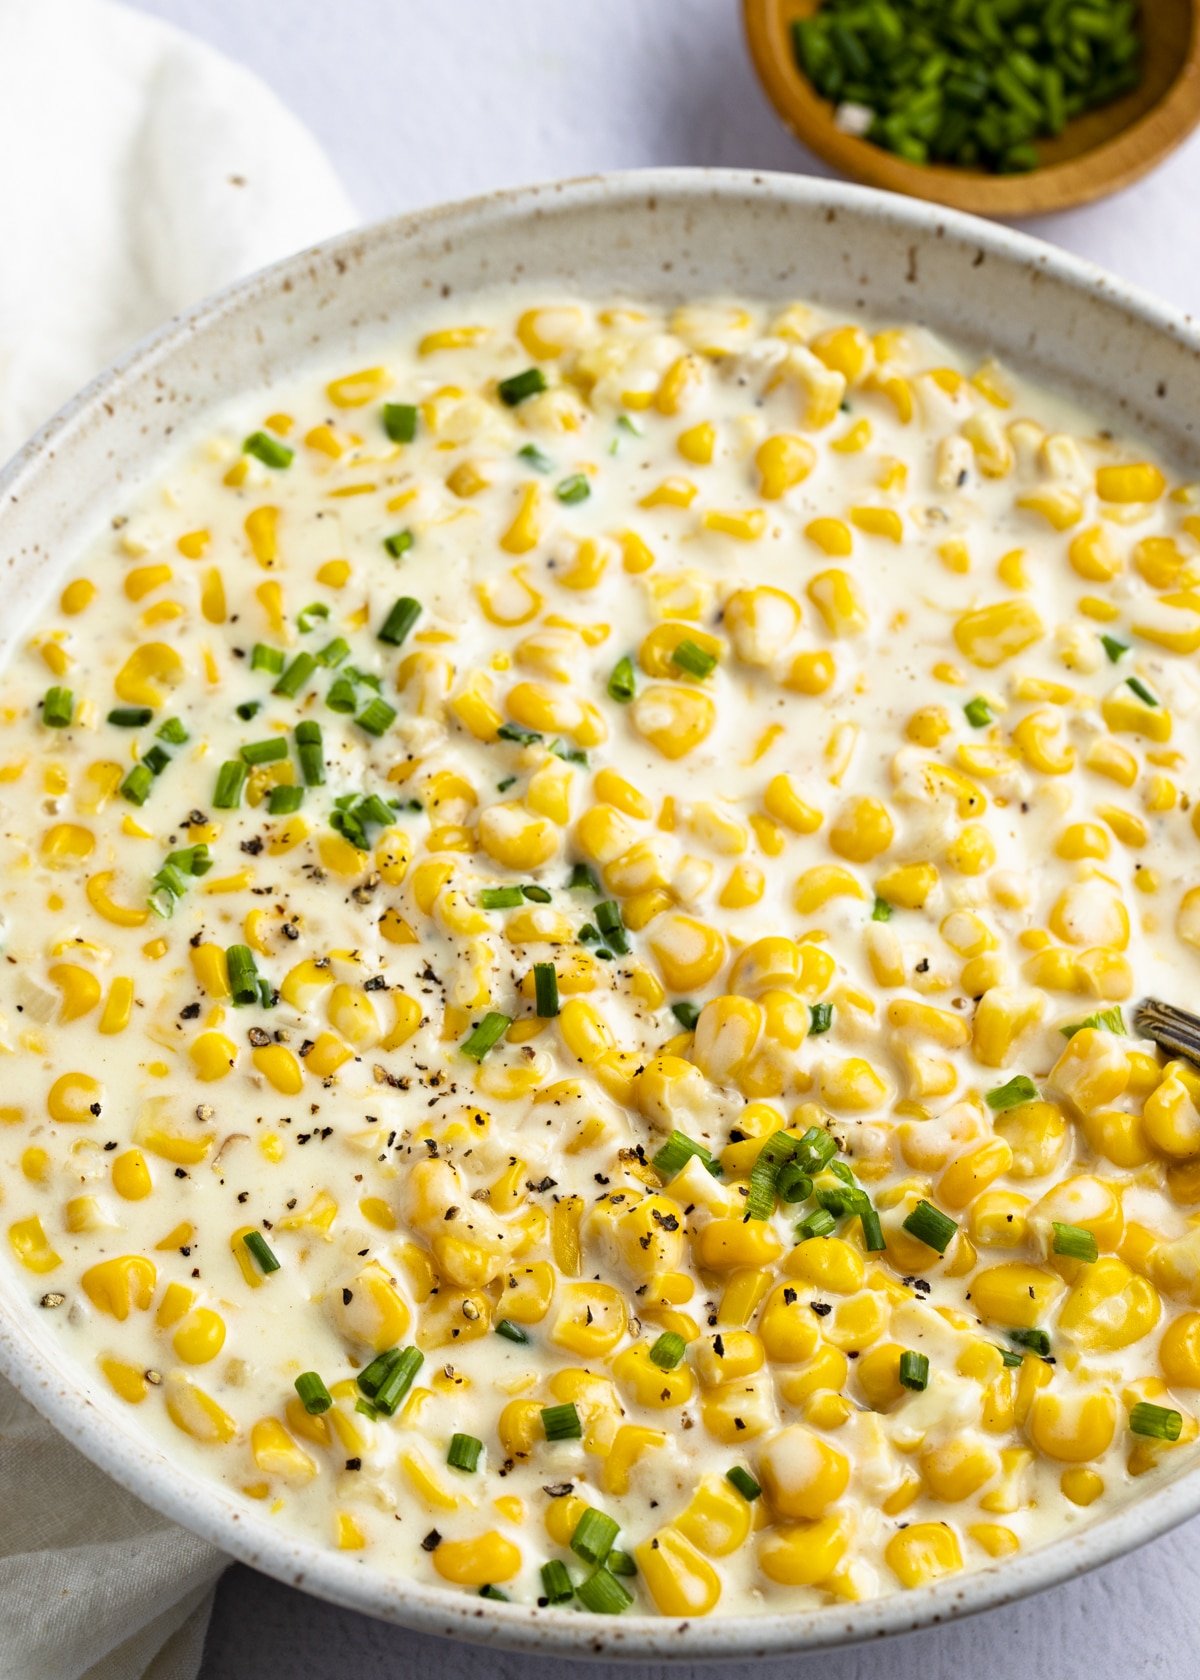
[125,3,1200,1675]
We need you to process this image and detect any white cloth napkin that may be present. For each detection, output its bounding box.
[0,2,355,1674]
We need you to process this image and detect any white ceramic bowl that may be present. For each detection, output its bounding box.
[2,169,1199,1662]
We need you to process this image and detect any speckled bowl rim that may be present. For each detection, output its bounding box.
[1,169,1199,1662]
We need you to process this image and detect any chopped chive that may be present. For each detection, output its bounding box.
[555,473,590,505]
[240,736,288,765]
[108,706,152,727]
[571,1508,619,1565]
[383,529,414,560]
[725,1466,761,1502]
[268,784,304,815]
[295,719,325,786]
[317,637,351,668]
[871,896,892,921]
[119,764,154,806]
[156,717,188,744]
[1007,1327,1051,1356]
[1126,675,1158,707]
[497,721,542,747]
[796,1207,837,1241]
[594,900,629,956]
[326,675,358,713]
[652,1130,713,1180]
[373,1346,423,1415]
[251,643,285,674]
[498,367,547,407]
[495,1318,528,1344]
[243,430,293,469]
[1052,1221,1098,1263]
[671,1001,701,1031]
[795,1126,838,1173]
[294,1372,333,1414]
[236,700,262,721]
[518,442,553,472]
[273,653,317,699]
[356,697,397,736]
[41,687,74,728]
[382,402,418,443]
[540,1559,574,1603]
[142,745,171,777]
[568,863,601,894]
[671,639,717,680]
[1129,1401,1182,1441]
[213,759,248,808]
[540,1401,582,1441]
[575,1568,631,1614]
[378,596,422,646]
[899,1351,929,1391]
[533,963,559,1019]
[480,886,524,909]
[242,1230,279,1274]
[986,1074,1039,1111]
[1061,1006,1125,1039]
[648,1331,686,1371]
[226,944,260,1006]
[447,1433,483,1472]
[901,1199,958,1255]
[964,696,992,728]
[607,656,636,703]
[460,1011,512,1061]
[809,1002,834,1036]
[1101,634,1129,662]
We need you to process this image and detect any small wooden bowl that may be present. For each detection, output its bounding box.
[744,0,1200,217]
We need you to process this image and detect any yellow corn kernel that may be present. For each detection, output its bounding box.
[758,1514,851,1587]
[647,915,725,992]
[757,1426,849,1520]
[1096,462,1166,503]
[1027,1389,1117,1462]
[805,517,852,557]
[9,1216,61,1273]
[885,1523,963,1588]
[189,1031,239,1083]
[971,1262,1063,1329]
[1101,686,1172,743]
[81,1254,156,1320]
[636,1526,722,1617]
[756,432,815,499]
[953,600,1045,668]
[829,796,893,863]
[807,568,867,637]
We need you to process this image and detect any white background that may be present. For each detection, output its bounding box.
[123,3,1200,1674]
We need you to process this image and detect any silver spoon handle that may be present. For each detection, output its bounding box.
[1134,997,1200,1070]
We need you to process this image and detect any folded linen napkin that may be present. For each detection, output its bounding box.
[0,2,354,1673]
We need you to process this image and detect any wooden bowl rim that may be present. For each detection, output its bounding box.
[744,0,1200,217]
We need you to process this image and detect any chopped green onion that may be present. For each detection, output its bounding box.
[555,473,590,505]
[497,721,542,747]
[251,643,285,674]
[383,528,414,560]
[373,1346,424,1415]
[1126,675,1158,706]
[495,1319,529,1344]
[326,675,357,713]
[317,637,351,668]
[226,944,260,1006]
[447,1433,483,1472]
[142,745,171,777]
[294,1372,333,1414]
[378,596,422,646]
[608,1552,637,1579]
[382,402,418,443]
[522,883,552,903]
[156,717,189,745]
[901,1199,958,1254]
[569,862,602,894]
[236,700,262,721]
[1052,1221,1098,1263]
[986,1074,1039,1111]
[1061,1007,1125,1039]
[213,760,248,809]
[165,844,211,878]
[356,1347,402,1399]
[607,656,636,703]
[571,1507,619,1565]
[478,1586,508,1601]
[899,1351,929,1391]
[1129,1401,1182,1441]
[652,1130,714,1180]
[998,1347,1024,1368]
[1007,1327,1051,1356]
[671,639,717,680]
[242,1230,279,1274]
[725,1466,761,1502]
[296,604,329,637]
[533,963,559,1018]
[273,653,317,699]
[574,1567,631,1614]
[244,431,293,469]
[540,1401,582,1441]
[594,899,629,956]
[746,1131,800,1221]
[119,764,154,806]
[809,1002,833,1036]
[1101,635,1129,662]
[498,367,547,407]
[796,1207,837,1241]
[459,1011,511,1061]
[295,720,325,786]
[871,896,892,921]
[648,1331,686,1371]
[964,696,992,728]
[671,1001,701,1031]
[795,1125,838,1173]
[268,784,304,815]
[540,1560,574,1603]
[240,736,288,765]
[518,442,553,472]
[41,687,74,728]
[776,1163,814,1204]
[356,697,397,736]
[108,706,152,727]
[480,886,524,909]
[859,1202,886,1253]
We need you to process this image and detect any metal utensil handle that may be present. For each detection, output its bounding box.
[1134,997,1200,1070]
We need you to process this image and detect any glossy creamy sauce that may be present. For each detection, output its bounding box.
[2,293,1200,1617]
